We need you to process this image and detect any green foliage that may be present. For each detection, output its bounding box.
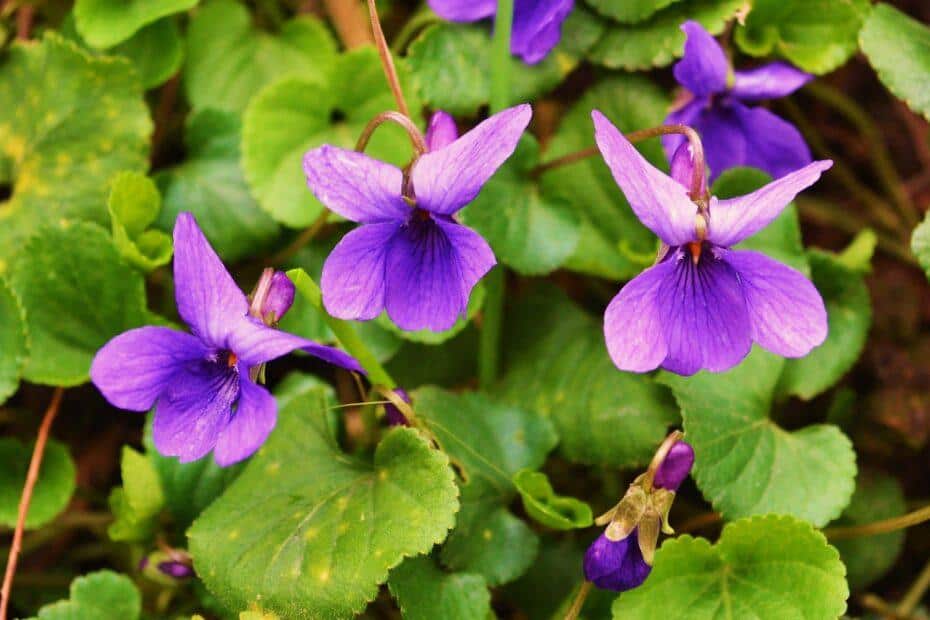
[735,0,871,74]
[912,209,930,279]
[0,277,26,404]
[108,447,165,543]
[612,515,849,619]
[412,387,557,585]
[110,18,184,89]
[661,349,857,527]
[499,285,679,467]
[107,171,173,272]
[28,570,141,620]
[8,222,151,386]
[0,439,75,529]
[0,34,151,267]
[73,0,196,48]
[861,4,930,121]
[512,469,593,530]
[184,0,337,113]
[587,0,685,24]
[388,556,491,620]
[189,377,459,618]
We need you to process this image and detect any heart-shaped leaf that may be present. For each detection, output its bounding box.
[74,0,196,48]
[388,556,491,620]
[107,171,173,272]
[28,570,141,620]
[0,438,75,529]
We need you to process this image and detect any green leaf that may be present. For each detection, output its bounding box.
[0,276,27,404]
[0,34,152,269]
[777,251,871,400]
[189,376,459,618]
[388,556,491,620]
[108,447,165,543]
[241,47,420,228]
[0,438,75,529]
[587,0,684,24]
[387,326,479,388]
[612,515,849,619]
[412,387,557,585]
[108,171,173,272]
[74,0,197,48]
[184,0,337,113]
[156,109,281,262]
[111,18,184,89]
[8,222,151,386]
[830,469,906,590]
[735,0,871,74]
[661,348,857,527]
[914,209,930,279]
[541,76,669,280]
[461,136,580,275]
[587,0,743,70]
[512,469,593,530]
[499,284,679,467]
[406,23,569,116]
[29,570,141,620]
[835,229,876,274]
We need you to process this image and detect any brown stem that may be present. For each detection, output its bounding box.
[563,580,593,620]
[366,0,410,118]
[677,511,723,534]
[322,0,373,48]
[858,594,910,620]
[533,146,600,176]
[356,110,427,156]
[151,74,180,165]
[824,503,930,540]
[15,3,33,40]
[0,388,64,620]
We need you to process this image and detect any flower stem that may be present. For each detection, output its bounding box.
[287,268,397,389]
[563,580,594,620]
[322,0,373,49]
[824,502,930,540]
[0,388,64,620]
[366,0,410,118]
[356,110,427,156]
[478,0,514,389]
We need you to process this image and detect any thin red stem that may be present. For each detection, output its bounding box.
[366,0,409,119]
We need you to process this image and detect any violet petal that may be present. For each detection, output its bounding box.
[384,388,411,426]
[510,0,574,65]
[261,271,295,323]
[583,532,652,592]
[213,376,277,466]
[604,260,673,373]
[673,21,729,97]
[654,441,695,491]
[732,62,812,102]
[425,111,459,151]
[428,0,496,21]
[668,142,708,197]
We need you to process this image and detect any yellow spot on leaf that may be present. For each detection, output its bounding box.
[228,529,240,540]
[482,529,493,541]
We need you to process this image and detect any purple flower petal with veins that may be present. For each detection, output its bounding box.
[304,104,531,331]
[594,111,831,375]
[91,213,361,466]
[654,441,695,491]
[664,21,812,181]
[584,531,652,592]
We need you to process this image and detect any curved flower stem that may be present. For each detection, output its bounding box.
[356,111,428,156]
[477,0,515,390]
[0,388,64,620]
[641,430,684,493]
[824,503,930,541]
[563,580,594,620]
[366,0,410,119]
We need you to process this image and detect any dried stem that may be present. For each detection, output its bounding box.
[15,2,33,40]
[824,502,930,540]
[355,110,427,156]
[563,580,594,620]
[0,388,64,620]
[677,511,723,534]
[322,0,373,48]
[366,0,409,118]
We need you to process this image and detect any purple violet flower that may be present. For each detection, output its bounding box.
[157,561,195,580]
[425,110,459,151]
[384,388,411,427]
[584,530,652,592]
[653,440,694,491]
[664,21,813,181]
[428,0,574,65]
[593,111,831,376]
[91,213,362,466]
[303,104,532,332]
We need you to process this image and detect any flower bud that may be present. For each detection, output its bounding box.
[583,531,652,592]
[653,440,694,491]
[157,560,195,579]
[140,550,194,585]
[425,111,458,152]
[249,269,295,325]
[384,388,411,426]
[669,142,708,197]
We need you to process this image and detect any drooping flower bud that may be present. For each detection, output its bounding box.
[384,388,411,427]
[157,560,195,579]
[669,141,708,198]
[140,549,194,585]
[654,440,694,491]
[249,268,295,326]
[583,531,652,592]
[425,110,458,152]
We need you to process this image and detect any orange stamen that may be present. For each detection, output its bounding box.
[687,242,702,265]
[227,352,238,368]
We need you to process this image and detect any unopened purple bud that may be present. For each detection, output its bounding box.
[250,269,295,325]
[425,111,458,151]
[669,142,707,197]
[157,560,194,580]
[583,531,652,592]
[654,441,694,491]
[385,388,411,427]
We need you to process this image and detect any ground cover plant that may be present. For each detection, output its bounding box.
[1,0,930,618]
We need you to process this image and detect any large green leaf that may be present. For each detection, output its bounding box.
[184,0,336,113]
[110,18,184,89]
[541,76,669,280]
[242,48,420,228]
[612,515,848,619]
[862,4,930,122]
[0,34,151,269]
[189,377,459,619]
[73,0,197,48]
[586,0,743,70]
[587,0,684,24]
[0,438,75,529]
[0,277,26,404]
[661,349,856,527]
[8,222,151,386]
[461,136,579,275]
[107,171,173,272]
[412,387,557,585]
[156,109,281,262]
[498,285,679,468]
[735,0,871,74]
[388,556,491,620]
[28,570,141,620]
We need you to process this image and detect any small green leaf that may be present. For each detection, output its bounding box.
[8,222,151,386]
[499,284,679,468]
[108,446,165,543]
[412,387,557,585]
[835,229,876,273]
[184,0,337,113]
[587,0,684,24]
[912,205,930,279]
[612,515,849,619]
[512,469,593,530]
[830,469,906,590]
[0,438,75,529]
[111,18,184,89]
[461,136,580,275]
[189,376,459,618]
[735,0,871,74]
[156,109,281,262]
[108,171,173,272]
[388,556,491,620]
[777,251,872,400]
[74,0,197,48]
[0,277,27,404]
[661,348,857,527]
[29,570,141,620]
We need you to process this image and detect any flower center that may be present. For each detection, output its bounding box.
[412,207,431,222]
